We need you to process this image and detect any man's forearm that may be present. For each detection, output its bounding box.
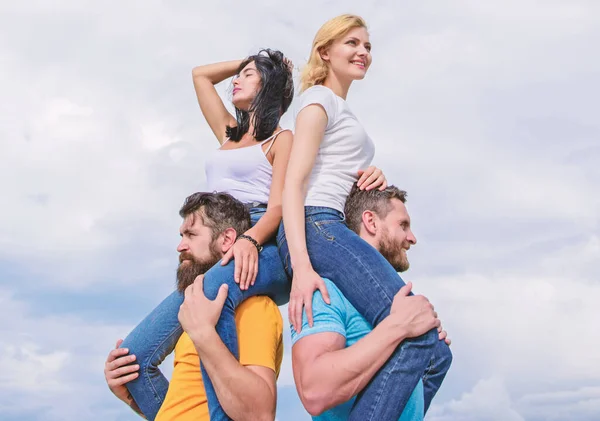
[297,318,408,414]
[192,329,276,421]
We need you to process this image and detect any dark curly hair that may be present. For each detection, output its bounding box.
[226,49,294,142]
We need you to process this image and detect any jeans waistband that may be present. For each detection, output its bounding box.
[244,202,268,211]
[305,206,344,219]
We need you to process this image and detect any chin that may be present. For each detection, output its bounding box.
[394,258,410,272]
[350,69,368,80]
[231,97,251,111]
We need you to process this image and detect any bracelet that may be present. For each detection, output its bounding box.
[237,234,263,253]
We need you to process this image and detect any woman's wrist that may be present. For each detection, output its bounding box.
[291,253,312,271]
[237,234,262,252]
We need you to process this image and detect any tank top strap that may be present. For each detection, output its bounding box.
[262,129,290,155]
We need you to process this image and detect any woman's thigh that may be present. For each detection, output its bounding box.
[306,218,407,324]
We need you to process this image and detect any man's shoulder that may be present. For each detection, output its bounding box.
[290,278,351,345]
[319,278,350,309]
[237,297,284,375]
[236,296,282,327]
[316,279,367,333]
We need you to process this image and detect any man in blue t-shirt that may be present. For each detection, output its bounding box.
[291,184,452,421]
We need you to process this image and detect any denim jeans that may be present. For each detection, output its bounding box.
[121,207,290,420]
[277,206,452,420]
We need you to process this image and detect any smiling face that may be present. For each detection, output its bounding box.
[321,26,372,83]
[375,199,417,272]
[232,60,262,111]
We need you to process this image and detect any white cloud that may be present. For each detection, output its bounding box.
[0,342,70,394]
[428,377,525,421]
[0,287,138,420]
[518,387,600,421]
[429,381,600,421]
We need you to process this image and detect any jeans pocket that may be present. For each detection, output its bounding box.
[276,232,291,275]
[312,219,338,241]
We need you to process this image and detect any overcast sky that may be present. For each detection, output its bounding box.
[1,1,599,420]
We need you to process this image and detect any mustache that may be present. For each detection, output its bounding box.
[179,252,195,263]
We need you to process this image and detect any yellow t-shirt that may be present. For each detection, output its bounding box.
[155,296,283,421]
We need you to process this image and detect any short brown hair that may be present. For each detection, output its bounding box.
[344,184,407,234]
[179,192,250,239]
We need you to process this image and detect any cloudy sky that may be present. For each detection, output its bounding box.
[1,1,599,420]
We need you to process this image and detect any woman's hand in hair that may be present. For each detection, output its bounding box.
[283,57,294,73]
[221,238,259,290]
[289,266,331,333]
[357,166,388,191]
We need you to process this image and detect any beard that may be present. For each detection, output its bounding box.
[378,227,410,273]
[176,243,222,292]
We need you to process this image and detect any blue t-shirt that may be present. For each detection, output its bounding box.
[290,278,424,421]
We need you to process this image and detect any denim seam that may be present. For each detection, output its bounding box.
[326,236,395,306]
[143,325,182,406]
[364,344,405,420]
[311,218,336,241]
[422,354,436,383]
[276,237,290,274]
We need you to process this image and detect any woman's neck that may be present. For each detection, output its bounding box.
[244,112,280,141]
[246,112,256,140]
[323,73,351,100]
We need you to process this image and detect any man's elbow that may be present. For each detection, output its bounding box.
[299,386,331,416]
[241,392,276,421]
[247,405,275,421]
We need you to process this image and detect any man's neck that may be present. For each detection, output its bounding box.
[358,231,379,251]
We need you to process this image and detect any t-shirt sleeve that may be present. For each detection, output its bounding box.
[290,278,347,344]
[296,85,338,129]
[236,297,283,373]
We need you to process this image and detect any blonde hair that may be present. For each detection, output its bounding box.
[300,14,368,92]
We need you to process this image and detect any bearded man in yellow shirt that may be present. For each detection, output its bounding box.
[103,192,283,421]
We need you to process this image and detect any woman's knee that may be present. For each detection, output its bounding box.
[202,262,236,299]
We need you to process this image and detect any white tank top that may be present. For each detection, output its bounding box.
[205,129,288,204]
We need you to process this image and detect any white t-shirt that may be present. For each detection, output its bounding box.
[295,85,375,213]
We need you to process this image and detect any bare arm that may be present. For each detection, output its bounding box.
[292,283,440,416]
[193,330,277,421]
[282,107,325,270]
[293,319,407,416]
[282,106,335,331]
[178,276,278,421]
[192,60,240,143]
[244,130,293,245]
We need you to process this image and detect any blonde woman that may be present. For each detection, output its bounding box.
[278,15,452,420]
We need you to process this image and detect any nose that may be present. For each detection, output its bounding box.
[407,229,417,245]
[177,239,188,253]
[233,77,240,86]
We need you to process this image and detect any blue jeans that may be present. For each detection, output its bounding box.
[277,206,452,421]
[121,207,290,420]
